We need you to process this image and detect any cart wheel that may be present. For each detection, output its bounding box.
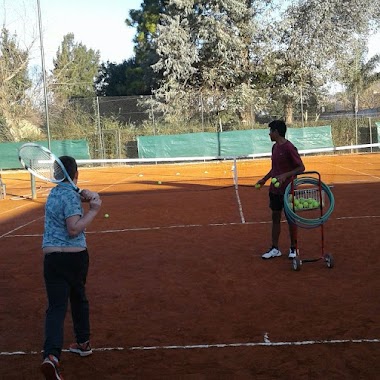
[292,257,302,271]
[324,253,334,268]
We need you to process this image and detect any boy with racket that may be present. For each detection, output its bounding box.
[40,156,102,380]
[255,120,305,260]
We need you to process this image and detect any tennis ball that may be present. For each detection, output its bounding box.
[255,183,261,189]
[274,182,280,188]
[104,213,109,218]
[271,178,278,184]
[157,181,162,185]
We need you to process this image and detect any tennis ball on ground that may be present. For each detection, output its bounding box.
[271,178,278,184]
[104,213,109,218]
[157,181,162,185]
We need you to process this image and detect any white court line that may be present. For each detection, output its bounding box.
[3,215,380,239]
[326,162,380,181]
[0,216,44,240]
[234,186,245,223]
[0,202,38,216]
[1,337,380,356]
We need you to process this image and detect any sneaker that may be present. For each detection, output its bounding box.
[69,341,93,357]
[41,355,64,380]
[288,248,297,259]
[262,247,282,259]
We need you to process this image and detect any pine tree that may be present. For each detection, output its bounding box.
[52,33,100,101]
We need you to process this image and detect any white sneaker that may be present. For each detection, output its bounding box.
[262,247,282,259]
[288,248,297,259]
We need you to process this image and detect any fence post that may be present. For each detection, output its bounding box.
[95,97,105,159]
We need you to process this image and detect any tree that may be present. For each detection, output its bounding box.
[268,0,380,124]
[126,0,169,93]
[150,0,272,128]
[336,41,380,144]
[0,27,35,141]
[337,43,380,114]
[51,33,100,101]
[47,34,101,141]
[95,58,150,96]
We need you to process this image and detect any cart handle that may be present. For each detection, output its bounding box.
[294,171,321,180]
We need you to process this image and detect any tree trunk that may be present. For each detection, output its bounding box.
[236,105,256,125]
[284,98,293,125]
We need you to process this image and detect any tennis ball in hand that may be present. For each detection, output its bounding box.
[104,213,109,218]
[271,178,278,184]
[274,181,280,188]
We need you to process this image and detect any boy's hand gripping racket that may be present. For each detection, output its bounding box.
[18,143,81,192]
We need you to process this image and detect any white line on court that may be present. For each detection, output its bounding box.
[3,215,380,239]
[326,162,380,181]
[2,337,380,356]
[234,186,245,223]
[0,216,44,240]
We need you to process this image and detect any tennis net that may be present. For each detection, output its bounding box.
[24,142,380,199]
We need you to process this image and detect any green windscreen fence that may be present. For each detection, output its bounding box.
[0,140,90,170]
[137,126,334,158]
[138,132,219,158]
[287,125,333,150]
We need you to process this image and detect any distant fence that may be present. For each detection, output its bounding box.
[0,140,90,170]
[137,126,334,158]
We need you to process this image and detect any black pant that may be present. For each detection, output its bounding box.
[43,250,90,359]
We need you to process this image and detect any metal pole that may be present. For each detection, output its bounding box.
[31,173,37,199]
[95,96,104,159]
[300,86,304,128]
[37,0,51,149]
[150,95,156,135]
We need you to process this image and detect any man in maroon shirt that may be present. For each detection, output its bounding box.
[255,120,305,259]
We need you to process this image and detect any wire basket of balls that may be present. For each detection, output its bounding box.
[288,187,325,212]
[284,171,335,271]
[284,177,334,229]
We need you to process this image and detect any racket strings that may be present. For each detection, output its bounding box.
[19,146,65,183]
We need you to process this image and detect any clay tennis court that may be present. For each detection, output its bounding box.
[1,152,380,379]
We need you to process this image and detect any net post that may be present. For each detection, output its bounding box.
[0,173,5,200]
[233,157,238,189]
[31,173,37,199]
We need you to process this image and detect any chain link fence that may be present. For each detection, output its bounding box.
[8,94,380,159]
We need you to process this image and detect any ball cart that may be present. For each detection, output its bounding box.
[284,171,335,271]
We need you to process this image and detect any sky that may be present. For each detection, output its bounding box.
[1,0,142,70]
[1,0,379,72]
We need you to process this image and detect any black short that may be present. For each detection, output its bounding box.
[269,192,284,211]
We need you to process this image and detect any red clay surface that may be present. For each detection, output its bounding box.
[1,153,380,379]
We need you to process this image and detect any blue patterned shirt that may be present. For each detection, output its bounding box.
[42,183,86,248]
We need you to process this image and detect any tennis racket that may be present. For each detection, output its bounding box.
[18,143,81,192]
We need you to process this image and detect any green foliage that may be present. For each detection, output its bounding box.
[125,0,168,93]
[0,27,35,142]
[336,41,380,112]
[52,33,100,101]
[48,99,96,140]
[96,59,150,96]
[148,1,270,127]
